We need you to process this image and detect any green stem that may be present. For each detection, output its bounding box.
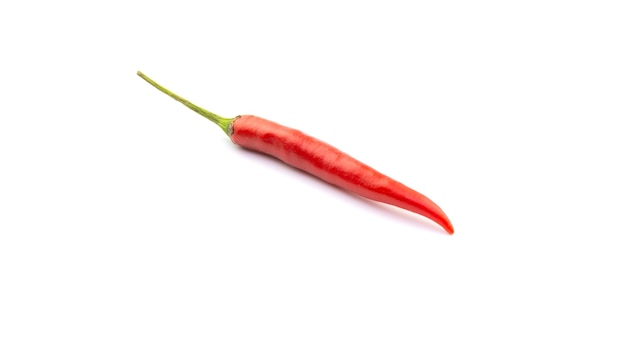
[137,71,234,136]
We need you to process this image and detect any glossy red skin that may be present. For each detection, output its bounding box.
[230,115,454,234]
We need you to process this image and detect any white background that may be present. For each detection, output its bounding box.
[1,0,625,351]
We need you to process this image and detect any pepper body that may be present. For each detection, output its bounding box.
[231,115,454,234]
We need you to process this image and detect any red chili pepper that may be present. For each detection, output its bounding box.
[137,71,454,234]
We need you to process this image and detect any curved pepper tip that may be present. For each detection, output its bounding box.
[437,217,454,235]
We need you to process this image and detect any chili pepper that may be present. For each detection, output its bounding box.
[137,71,454,234]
